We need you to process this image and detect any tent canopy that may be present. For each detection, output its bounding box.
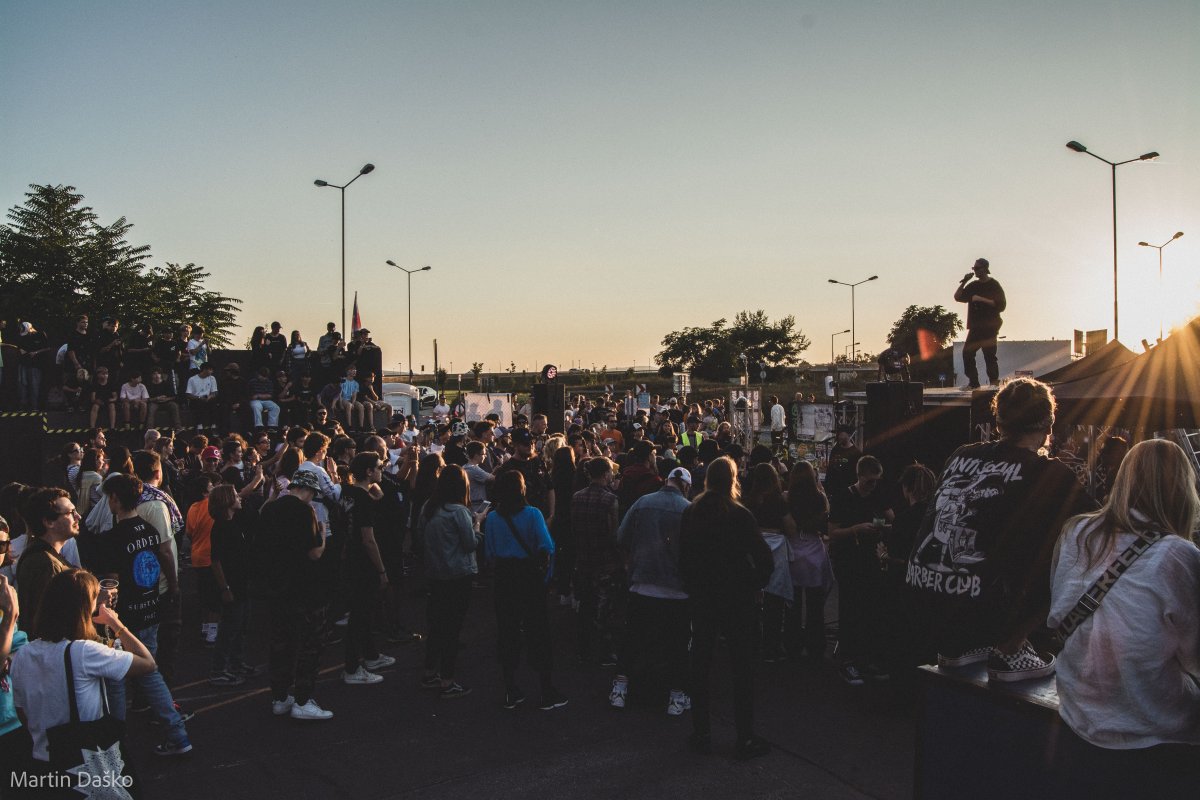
[1051,319,1200,430]
[1037,339,1137,384]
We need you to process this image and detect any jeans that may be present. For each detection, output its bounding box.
[617,593,690,694]
[129,624,189,747]
[18,364,41,409]
[690,597,759,740]
[269,599,326,705]
[493,559,553,686]
[250,399,280,428]
[424,575,473,678]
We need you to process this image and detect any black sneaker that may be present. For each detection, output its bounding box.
[153,740,193,757]
[735,735,771,761]
[439,682,471,699]
[209,671,246,687]
[387,627,422,644]
[419,674,442,690]
[838,663,865,686]
[230,662,262,678]
[861,663,891,682]
[538,689,568,711]
[938,646,990,669]
[503,690,526,710]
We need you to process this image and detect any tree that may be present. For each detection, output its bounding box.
[0,184,241,344]
[888,305,962,359]
[655,310,810,380]
[470,362,484,390]
[887,305,962,385]
[435,367,448,393]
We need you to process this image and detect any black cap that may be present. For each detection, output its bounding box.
[511,428,533,446]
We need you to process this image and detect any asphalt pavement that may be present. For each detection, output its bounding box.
[123,579,914,800]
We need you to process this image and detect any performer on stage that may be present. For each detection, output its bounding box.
[954,258,1006,390]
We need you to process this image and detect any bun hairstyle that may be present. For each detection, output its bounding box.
[991,377,1055,438]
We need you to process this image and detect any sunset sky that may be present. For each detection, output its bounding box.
[3,1,1196,375]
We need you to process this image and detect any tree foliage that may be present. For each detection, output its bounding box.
[0,184,241,345]
[655,310,810,380]
[887,305,962,358]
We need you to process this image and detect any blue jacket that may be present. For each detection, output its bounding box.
[484,506,554,561]
[617,485,690,593]
[420,504,482,580]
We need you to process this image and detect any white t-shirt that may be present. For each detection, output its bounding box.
[186,373,218,399]
[1049,520,1200,749]
[432,403,450,421]
[119,382,149,401]
[11,639,134,761]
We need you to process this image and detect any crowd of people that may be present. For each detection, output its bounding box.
[1,365,1199,794]
[0,316,395,434]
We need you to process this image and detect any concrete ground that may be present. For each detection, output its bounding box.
[124,580,914,800]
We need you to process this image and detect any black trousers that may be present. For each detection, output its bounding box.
[493,559,552,685]
[762,587,827,660]
[690,597,759,740]
[833,554,884,664]
[962,327,999,385]
[269,600,326,705]
[344,570,380,672]
[425,575,473,678]
[617,592,690,693]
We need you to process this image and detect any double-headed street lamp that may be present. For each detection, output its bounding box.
[1138,231,1184,342]
[828,275,878,361]
[386,261,432,382]
[314,163,376,336]
[1065,141,1159,341]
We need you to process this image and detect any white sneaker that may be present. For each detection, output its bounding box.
[290,700,333,720]
[361,654,396,671]
[271,696,295,716]
[343,666,384,685]
[608,679,628,709]
[667,691,692,716]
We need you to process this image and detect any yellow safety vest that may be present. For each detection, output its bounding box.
[680,430,704,448]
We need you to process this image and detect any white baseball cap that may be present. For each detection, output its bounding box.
[667,467,692,486]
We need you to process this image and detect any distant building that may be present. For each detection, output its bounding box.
[951,339,1072,384]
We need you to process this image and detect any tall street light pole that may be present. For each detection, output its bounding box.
[828,275,878,361]
[1065,141,1159,341]
[386,261,432,383]
[831,329,850,363]
[1138,231,1184,342]
[314,163,375,336]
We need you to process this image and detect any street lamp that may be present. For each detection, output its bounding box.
[385,261,432,382]
[828,275,878,361]
[1065,141,1159,341]
[1138,231,1184,342]
[831,329,850,363]
[314,162,375,335]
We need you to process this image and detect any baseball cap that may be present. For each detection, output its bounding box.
[201,446,221,460]
[667,467,692,486]
[511,428,533,446]
[289,470,321,492]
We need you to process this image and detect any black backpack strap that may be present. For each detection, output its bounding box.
[62,642,80,724]
[1055,530,1167,643]
[500,513,537,560]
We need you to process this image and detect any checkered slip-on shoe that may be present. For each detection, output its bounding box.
[937,646,991,668]
[987,642,1055,683]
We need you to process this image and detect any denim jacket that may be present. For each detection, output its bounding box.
[617,485,690,593]
[420,504,482,580]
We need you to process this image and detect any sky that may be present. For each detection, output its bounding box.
[2,1,1197,376]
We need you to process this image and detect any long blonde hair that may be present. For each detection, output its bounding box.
[1067,438,1200,567]
[695,455,741,511]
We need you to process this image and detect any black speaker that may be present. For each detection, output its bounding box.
[865,382,925,480]
[530,383,566,435]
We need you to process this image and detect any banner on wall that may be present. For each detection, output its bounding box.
[464,393,513,427]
